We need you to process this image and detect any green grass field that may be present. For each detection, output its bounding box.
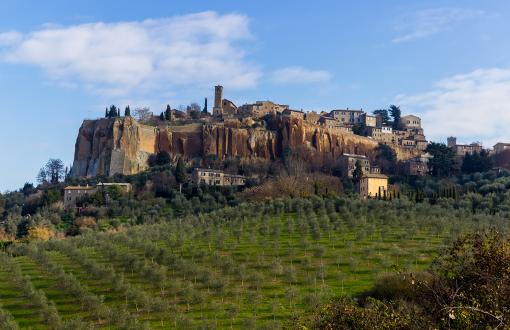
[0,198,501,329]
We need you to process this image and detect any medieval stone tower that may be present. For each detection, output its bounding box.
[447,136,457,148]
[213,85,223,116]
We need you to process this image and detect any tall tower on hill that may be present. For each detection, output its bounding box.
[213,85,223,116]
[447,137,457,148]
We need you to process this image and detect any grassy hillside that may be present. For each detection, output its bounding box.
[0,197,507,329]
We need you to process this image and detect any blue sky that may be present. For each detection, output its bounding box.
[1,0,509,191]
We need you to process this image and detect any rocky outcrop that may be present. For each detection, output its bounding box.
[70,117,158,177]
[71,116,419,177]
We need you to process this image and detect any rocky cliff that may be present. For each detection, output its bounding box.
[70,116,419,177]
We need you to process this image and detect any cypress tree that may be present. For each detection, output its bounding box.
[108,105,118,118]
[159,112,165,121]
[125,105,131,117]
[165,105,172,121]
[203,98,208,114]
[105,107,108,118]
[352,160,363,185]
[175,157,187,184]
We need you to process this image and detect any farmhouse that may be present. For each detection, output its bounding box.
[63,182,132,208]
[358,173,389,198]
[63,185,96,208]
[192,168,246,186]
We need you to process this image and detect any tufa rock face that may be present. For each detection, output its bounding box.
[70,116,419,177]
[70,117,158,177]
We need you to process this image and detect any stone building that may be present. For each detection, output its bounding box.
[399,115,422,130]
[282,109,305,120]
[365,126,394,144]
[360,113,377,127]
[238,101,288,118]
[447,137,483,157]
[319,115,338,129]
[370,166,381,174]
[63,182,132,208]
[493,142,510,154]
[329,109,364,125]
[339,153,371,178]
[192,168,246,186]
[401,137,416,148]
[63,185,97,208]
[359,173,389,198]
[221,99,238,117]
[401,153,433,176]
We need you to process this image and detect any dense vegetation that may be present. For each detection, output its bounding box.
[0,196,508,328]
[3,162,510,241]
[1,143,510,328]
[309,230,510,329]
[0,162,243,240]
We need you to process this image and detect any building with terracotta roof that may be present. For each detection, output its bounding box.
[63,182,132,208]
[63,185,97,208]
[358,173,389,198]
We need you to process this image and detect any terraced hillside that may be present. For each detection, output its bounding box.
[0,197,506,329]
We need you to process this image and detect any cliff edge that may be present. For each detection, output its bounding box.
[70,116,419,178]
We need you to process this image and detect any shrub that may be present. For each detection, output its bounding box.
[308,230,510,329]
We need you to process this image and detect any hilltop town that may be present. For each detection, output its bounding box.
[65,84,510,202]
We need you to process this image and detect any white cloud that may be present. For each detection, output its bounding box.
[392,8,484,43]
[0,31,22,45]
[0,12,261,95]
[396,68,510,147]
[271,66,331,84]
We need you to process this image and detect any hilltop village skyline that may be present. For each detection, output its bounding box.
[57,83,508,203]
[91,83,502,154]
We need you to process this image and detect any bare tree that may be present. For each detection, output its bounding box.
[37,159,65,184]
[188,102,201,112]
[133,107,153,123]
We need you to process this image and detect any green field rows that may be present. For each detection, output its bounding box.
[0,198,502,329]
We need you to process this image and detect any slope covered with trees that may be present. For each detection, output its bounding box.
[0,196,508,328]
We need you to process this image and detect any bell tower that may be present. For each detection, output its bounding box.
[447,136,456,148]
[213,85,223,116]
